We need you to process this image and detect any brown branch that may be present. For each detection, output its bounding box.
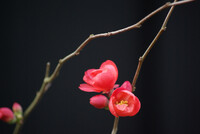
[131,0,180,90]
[111,117,119,134]
[13,0,193,134]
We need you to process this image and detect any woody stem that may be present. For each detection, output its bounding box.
[111,117,119,134]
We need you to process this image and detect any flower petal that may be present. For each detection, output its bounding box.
[109,97,118,117]
[83,69,96,85]
[79,84,101,92]
[0,107,14,122]
[100,60,118,83]
[120,81,132,92]
[0,112,2,118]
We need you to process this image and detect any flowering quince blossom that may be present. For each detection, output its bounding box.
[90,95,108,109]
[109,81,141,117]
[79,60,118,93]
[0,107,15,123]
[12,102,23,121]
[12,102,23,113]
[79,61,141,117]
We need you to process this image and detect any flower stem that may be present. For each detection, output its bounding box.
[111,117,119,134]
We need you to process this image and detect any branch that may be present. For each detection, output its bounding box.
[131,0,183,89]
[13,0,193,134]
[111,117,119,134]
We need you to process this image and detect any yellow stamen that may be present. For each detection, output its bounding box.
[116,100,128,106]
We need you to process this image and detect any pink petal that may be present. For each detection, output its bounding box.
[114,84,120,89]
[0,107,14,122]
[93,70,116,92]
[83,69,96,85]
[120,81,132,92]
[100,60,118,80]
[129,95,141,116]
[100,60,118,74]
[79,84,101,93]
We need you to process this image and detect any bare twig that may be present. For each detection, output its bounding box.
[111,117,119,134]
[13,0,193,134]
[132,0,179,89]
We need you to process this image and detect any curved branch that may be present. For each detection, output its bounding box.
[131,0,185,89]
[13,0,193,134]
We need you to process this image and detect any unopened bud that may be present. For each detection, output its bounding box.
[12,102,23,121]
[90,95,108,109]
[12,102,22,113]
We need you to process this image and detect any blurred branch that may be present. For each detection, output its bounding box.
[12,0,193,134]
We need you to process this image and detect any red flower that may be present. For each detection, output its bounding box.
[79,60,118,93]
[109,86,141,117]
[90,95,108,109]
[0,107,15,123]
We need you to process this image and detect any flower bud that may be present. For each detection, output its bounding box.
[12,102,22,113]
[0,107,15,123]
[12,102,23,121]
[90,95,108,109]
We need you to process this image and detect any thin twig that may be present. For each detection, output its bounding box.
[132,0,178,89]
[111,117,119,134]
[13,0,193,134]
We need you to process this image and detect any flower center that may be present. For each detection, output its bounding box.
[116,100,128,106]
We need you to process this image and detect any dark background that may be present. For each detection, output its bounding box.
[0,0,199,134]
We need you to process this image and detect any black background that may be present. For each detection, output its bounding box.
[0,0,200,134]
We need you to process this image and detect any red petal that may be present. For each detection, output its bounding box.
[100,60,118,74]
[79,84,101,92]
[129,95,141,116]
[0,107,14,122]
[100,60,118,80]
[120,81,132,92]
[109,97,118,117]
[0,112,2,118]
[83,69,96,85]
[109,88,141,117]
[93,70,116,92]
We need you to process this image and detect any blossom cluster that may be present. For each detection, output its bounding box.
[79,60,141,117]
[0,102,22,124]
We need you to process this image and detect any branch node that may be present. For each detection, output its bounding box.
[107,32,112,36]
[136,24,142,28]
[165,2,171,6]
[45,62,51,77]
[44,77,49,83]
[133,87,136,92]
[162,26,167,31]
[59,59,63,64]
[75,52,80,55]
[44,83,51,92]
[139,57,143,62]
[89,34,94,38]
